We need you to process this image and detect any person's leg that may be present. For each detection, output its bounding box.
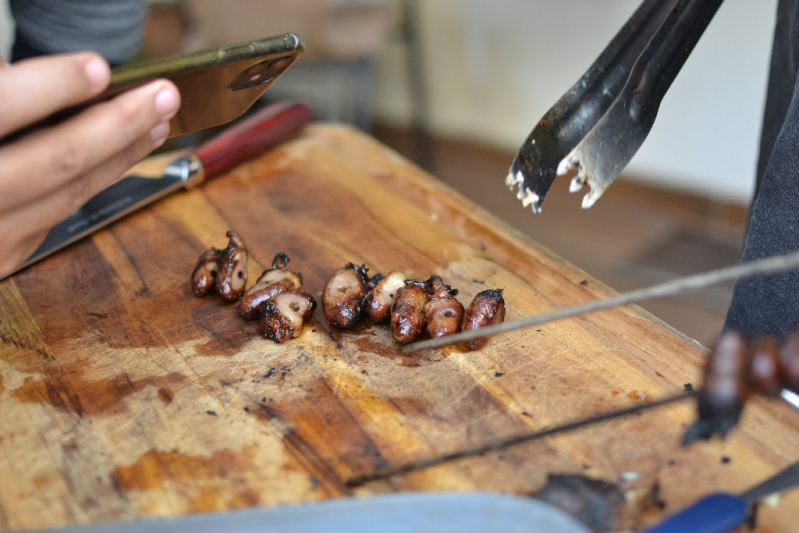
[725,0,799,339]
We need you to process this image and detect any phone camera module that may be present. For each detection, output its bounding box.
[229,57,293,91]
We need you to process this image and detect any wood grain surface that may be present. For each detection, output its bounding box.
[1,124,797,531]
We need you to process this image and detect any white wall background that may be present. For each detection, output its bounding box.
[373,0,778,204]
[0,1,777,204]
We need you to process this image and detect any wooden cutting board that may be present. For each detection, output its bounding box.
[1,124,797,531]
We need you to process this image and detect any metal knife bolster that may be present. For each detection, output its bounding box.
[165,155,204,188]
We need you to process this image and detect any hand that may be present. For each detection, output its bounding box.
[0,52,181,277]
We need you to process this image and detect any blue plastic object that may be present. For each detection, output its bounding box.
[643,493,748,533]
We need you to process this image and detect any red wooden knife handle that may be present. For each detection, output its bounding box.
[193,101,313,180]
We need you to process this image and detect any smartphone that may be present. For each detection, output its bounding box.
[104,33,304,137]
[3,34,304,144]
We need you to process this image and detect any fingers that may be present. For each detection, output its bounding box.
[0,78,180,210]
[0,52,110,137]
[3,124,168,235]
[0,76,180,278]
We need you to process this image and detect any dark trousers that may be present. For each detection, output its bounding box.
[724,0,799,339]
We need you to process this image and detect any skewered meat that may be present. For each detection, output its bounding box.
[390,280,429,345]
[364,270,407,323]
[684,328,799,443]
[216,231,249,302]
[424,275,463,339]
[749,336,783,397]
[683,331,751,443]
[240,252,303,319]
[461,288,506,350]
[191,248,222,297]
[259,291,317,343]
[322,263,370,328]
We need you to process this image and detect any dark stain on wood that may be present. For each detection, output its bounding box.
[12,370,187,417]
[157,387,174,405]
[110,447,262,512]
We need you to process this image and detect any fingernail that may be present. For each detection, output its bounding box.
[150,121,170,146]
[155,86,180,118]
[84,57,110,89]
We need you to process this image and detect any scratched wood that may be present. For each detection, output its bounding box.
[0,124,797,531]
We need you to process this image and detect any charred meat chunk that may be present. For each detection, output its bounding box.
[259,291,317,343]
[364,270,407,324]
[683,331,751,444]
[461,288,506,350]
[191,248,222,297]
[423,275,463,339]
[390,280,429,345]
[322,263,370,328]
[240,252,303,319]
[749,336,783,397]
[216,231,249,302]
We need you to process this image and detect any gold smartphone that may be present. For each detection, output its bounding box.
[105,33,304,137]
[4,34,304,144]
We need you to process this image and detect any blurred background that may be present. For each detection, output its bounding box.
[0,0,779,346]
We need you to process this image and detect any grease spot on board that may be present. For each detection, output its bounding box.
[12,370,187,417]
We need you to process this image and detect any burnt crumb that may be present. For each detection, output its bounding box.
[326,415,332,423]
[243,406,251,413]
[579,280,588,286]
[494,371,505,378]
[480,241,487,251]
[582,464,591,470]
[536,329,542,332]
[721,456,731,464]
[263,368,276,379]
[650,482,667,510]
[683,383,694,392]
[206,410,217,416]
[472,279,485,284]
[521,411,532,418]
[667,459,676,466]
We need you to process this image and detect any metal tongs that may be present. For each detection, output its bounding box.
[506,0,724,213]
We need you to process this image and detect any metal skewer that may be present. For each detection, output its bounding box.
[400,249,799,354]
[346,390,692,487]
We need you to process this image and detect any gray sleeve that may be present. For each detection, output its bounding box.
[9,0,147,64]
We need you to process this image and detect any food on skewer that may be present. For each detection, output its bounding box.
[423,275,464,339]
[322,263,370,328]
[460,288,506,350]
[390,280,429,345]
[259,291,317,343]
[364,270,407,324]
[240,252,303,319]
[684,328,799,443]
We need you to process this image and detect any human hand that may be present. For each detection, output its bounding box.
[0,52,181,277]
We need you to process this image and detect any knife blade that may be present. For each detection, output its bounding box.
[6,101,313,279]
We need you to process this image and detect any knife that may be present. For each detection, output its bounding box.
[642,461,799,533]
[6,101,313,279]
